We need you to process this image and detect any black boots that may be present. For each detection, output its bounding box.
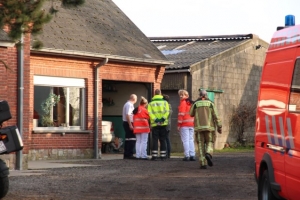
[205,153,213,166]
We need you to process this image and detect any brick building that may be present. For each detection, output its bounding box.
[0,0,171,169]
[151,35,269,150]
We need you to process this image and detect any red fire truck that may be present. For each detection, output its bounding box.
[255,15,300,200]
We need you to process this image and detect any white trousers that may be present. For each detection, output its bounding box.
[180,127,195,157]
[135,133,149,158]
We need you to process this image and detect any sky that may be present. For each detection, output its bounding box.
[112,0,300,43]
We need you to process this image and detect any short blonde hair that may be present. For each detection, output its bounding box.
[178,89,189,97]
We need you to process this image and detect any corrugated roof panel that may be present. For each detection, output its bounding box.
[151,35,252,69]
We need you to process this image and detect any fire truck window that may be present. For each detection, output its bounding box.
[289,59,300,112]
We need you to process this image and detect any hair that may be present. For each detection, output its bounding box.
[154,89,161,95]
[178,89,189,97]
[140,96,148,105]
[130,94,137,101]
[162,94,169,102]
[199,89,207,98]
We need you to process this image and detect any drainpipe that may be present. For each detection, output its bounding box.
[94,58,108,159]
[16,33,24,170]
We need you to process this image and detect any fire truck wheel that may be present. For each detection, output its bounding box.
[0,160,9,199]
[259,170,277,200]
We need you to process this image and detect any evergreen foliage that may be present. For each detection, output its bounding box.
[0,0,85,48]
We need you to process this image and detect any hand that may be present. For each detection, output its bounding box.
[217,127,222,134]
[129,124,133,130]
[161,118,165,122]
[155,118,160,123]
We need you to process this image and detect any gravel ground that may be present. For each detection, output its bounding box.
[3,152,257,200]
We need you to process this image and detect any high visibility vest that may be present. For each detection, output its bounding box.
[177,98,194,128]
[133,106,150,134]
[147,95,170,127]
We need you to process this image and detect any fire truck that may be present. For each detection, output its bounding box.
[255,15,300,200]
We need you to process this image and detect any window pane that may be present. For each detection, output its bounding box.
[291,59,300,88]
[34,86,83,128]
[69,88,81,126]
[289,59,300,112]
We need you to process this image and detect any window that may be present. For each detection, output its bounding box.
[34,76,85,130]
[289,59,300,112]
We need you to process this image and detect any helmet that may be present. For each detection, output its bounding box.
[199,89,207,97]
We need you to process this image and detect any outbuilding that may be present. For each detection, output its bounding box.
[151,34,268,150]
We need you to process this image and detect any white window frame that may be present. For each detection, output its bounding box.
[33,76,86,131]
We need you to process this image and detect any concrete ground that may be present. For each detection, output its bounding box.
[9,154,124,177]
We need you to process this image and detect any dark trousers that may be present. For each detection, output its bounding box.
[151,126,167,158]
[123,121,136,157]
[166,130,171,158]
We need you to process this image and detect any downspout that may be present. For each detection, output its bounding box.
[94,58,108,159]
[16,33,24,170]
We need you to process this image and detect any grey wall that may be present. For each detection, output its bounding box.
[190,39,268,149]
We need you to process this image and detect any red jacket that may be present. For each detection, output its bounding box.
[133,106,150,134]
[178,98,194,128]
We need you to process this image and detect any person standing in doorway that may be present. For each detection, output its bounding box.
[178,89,196,161]
[148,89,170,161]
[133,96,150,160]
[122,94,137,159]
[163,94,172,158]
[190,89,222,169]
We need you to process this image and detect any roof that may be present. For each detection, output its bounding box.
[0,30,11,41]
[150,34,254,69]
[33,0,170,65]
[269,24,300,51]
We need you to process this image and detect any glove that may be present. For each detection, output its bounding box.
[155,118,160,123]
[217,127,222,134]
[161,118,165,122]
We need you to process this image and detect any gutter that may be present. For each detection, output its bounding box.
[30,48,173,66]
[164,69,190,74]
[94,58,108,159]
[16,34,24,170]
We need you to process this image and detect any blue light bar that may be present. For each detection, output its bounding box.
[285,15,295,26]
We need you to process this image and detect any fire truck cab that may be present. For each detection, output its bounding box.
[255,15,300,200]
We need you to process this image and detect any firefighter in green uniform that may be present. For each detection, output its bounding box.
[189,89,222,169]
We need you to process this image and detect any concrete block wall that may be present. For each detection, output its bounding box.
[190,38,268,149]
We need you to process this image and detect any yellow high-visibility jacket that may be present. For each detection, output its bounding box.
[147,95,170,127]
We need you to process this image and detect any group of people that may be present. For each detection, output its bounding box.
[122,88,222,169]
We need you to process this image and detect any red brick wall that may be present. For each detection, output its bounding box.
[29,56,165,154]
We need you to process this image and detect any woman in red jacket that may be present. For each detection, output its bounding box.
[133,96,150,160]
[178,89,196,161]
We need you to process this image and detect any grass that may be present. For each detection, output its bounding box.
[171,145,254,156]
[215,145,254,153]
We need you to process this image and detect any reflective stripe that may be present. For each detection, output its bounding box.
[265,115,272,143]
[271,116,279,145]
[279,117,285,147]
[264,115,295,149]
[286,118,295,149]
[151,110,168,114]
[152,150,158,157]
[125,138,136,141]
[134,118,148,122]
[182,119,194,123]
[134,126,149,130]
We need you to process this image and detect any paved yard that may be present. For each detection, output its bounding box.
[4,152,256,200]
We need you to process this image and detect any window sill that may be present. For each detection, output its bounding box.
[32,128,91,134]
